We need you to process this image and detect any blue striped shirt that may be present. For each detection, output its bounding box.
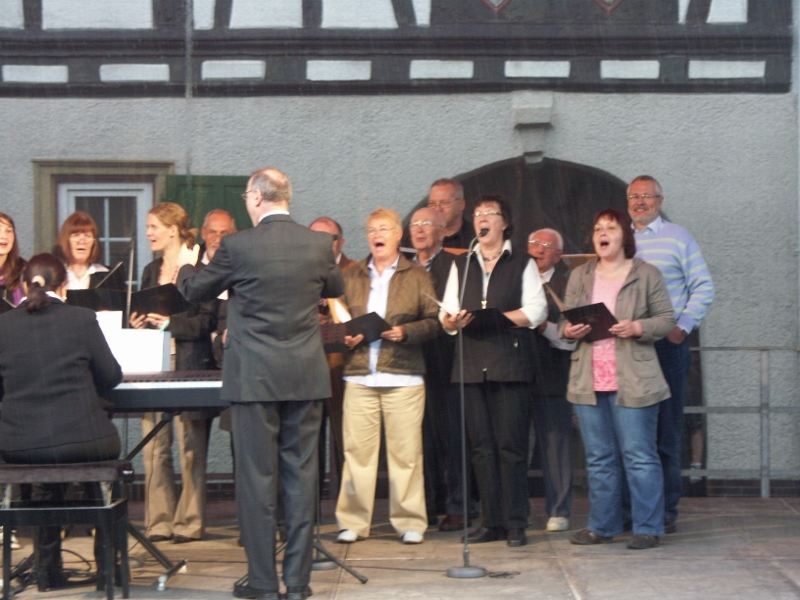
[633,216,714,333]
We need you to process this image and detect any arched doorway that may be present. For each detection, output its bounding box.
[405,156,628,252]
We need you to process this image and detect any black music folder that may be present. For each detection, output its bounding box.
[346,312,392,344]
[130,283,191,317]
[67,288,126,312]
[463,307,516,338]
[561,302,618,343]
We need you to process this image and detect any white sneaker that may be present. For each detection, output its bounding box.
[546,517,570,532]
[402,531,424,544]
[336,529,358,543]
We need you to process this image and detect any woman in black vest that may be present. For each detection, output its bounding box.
[440,194,547,547]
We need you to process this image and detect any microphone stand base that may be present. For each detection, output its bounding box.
[447,566,486,579]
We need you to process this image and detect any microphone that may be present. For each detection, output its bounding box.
[478,228,488,238]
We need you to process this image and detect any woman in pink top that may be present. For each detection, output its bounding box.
[560,208,675,550]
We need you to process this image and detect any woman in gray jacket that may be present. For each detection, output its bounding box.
[560,208,675,550]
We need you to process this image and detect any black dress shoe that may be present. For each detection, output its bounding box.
[664,520,677,534]
[507,528,527,547]
[147,534,173,543]
[172,534,200,544]
[285,585,313,600]
[463,526,507,543]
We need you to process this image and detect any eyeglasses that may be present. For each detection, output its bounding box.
[473,210,502,218]
[410,220,437,229]
[241,189,258,201]
[332,234,341,241]
[627,194,661,202]
[428,200,455,210]
[69,232,95,241]
[528,239,558,250]
[367,226,396,236]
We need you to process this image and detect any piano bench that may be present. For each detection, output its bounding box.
[0,460,133,600]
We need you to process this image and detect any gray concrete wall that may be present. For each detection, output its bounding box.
[1,91,796,476]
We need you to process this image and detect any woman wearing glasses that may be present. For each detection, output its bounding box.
[334,208,440,545]
[54,211,125,291]
[440,193,547,547]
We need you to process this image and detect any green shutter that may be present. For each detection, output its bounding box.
[162,175,251,239]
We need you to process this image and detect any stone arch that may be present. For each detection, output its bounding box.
[406,156,628,253]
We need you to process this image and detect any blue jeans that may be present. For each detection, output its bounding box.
[575,392,664,537]
[655,336,692,524]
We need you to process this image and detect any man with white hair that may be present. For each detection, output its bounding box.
[527,228,575,532]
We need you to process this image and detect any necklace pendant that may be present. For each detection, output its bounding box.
[481,300,487,309]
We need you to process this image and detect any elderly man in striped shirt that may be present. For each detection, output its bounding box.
[627,175,715,535]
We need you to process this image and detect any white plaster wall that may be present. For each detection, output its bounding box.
[0,92,795,475]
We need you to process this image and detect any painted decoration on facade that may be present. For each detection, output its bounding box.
[591,0,625,14]
[481,0,514,14]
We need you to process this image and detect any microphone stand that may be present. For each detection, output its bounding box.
[447,231,487,579]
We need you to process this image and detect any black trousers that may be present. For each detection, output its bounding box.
[232,400,322,594]
[464,381,531,530]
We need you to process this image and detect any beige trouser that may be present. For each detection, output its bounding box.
[335,382,427,538]
[142,413,208,539]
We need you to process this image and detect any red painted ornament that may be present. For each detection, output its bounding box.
[591,0,626,15]
[481,0,514,15]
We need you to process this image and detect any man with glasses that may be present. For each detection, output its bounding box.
[179,168,343,600]
[527,228,576,533]
[410,207,478,531]
[404,178,473,251]
[627,175,715,534]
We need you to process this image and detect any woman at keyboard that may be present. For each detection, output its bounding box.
[0,253,122,590]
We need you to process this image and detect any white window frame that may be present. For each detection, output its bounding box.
[57,181,152,286]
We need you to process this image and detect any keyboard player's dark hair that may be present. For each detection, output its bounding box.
[24,253,67,313]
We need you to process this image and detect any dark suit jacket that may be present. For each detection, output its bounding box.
[0,301,121,453]
[179,214,344,402]
[141,258,218,372]
[530,261,572,397]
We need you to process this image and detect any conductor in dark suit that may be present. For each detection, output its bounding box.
[178,168,344,600]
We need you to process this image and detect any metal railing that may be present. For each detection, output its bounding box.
[686,346,800,499]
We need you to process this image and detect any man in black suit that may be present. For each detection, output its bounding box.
[410,207,477,531]
[178,168,344,600]
[527,228,575,532]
